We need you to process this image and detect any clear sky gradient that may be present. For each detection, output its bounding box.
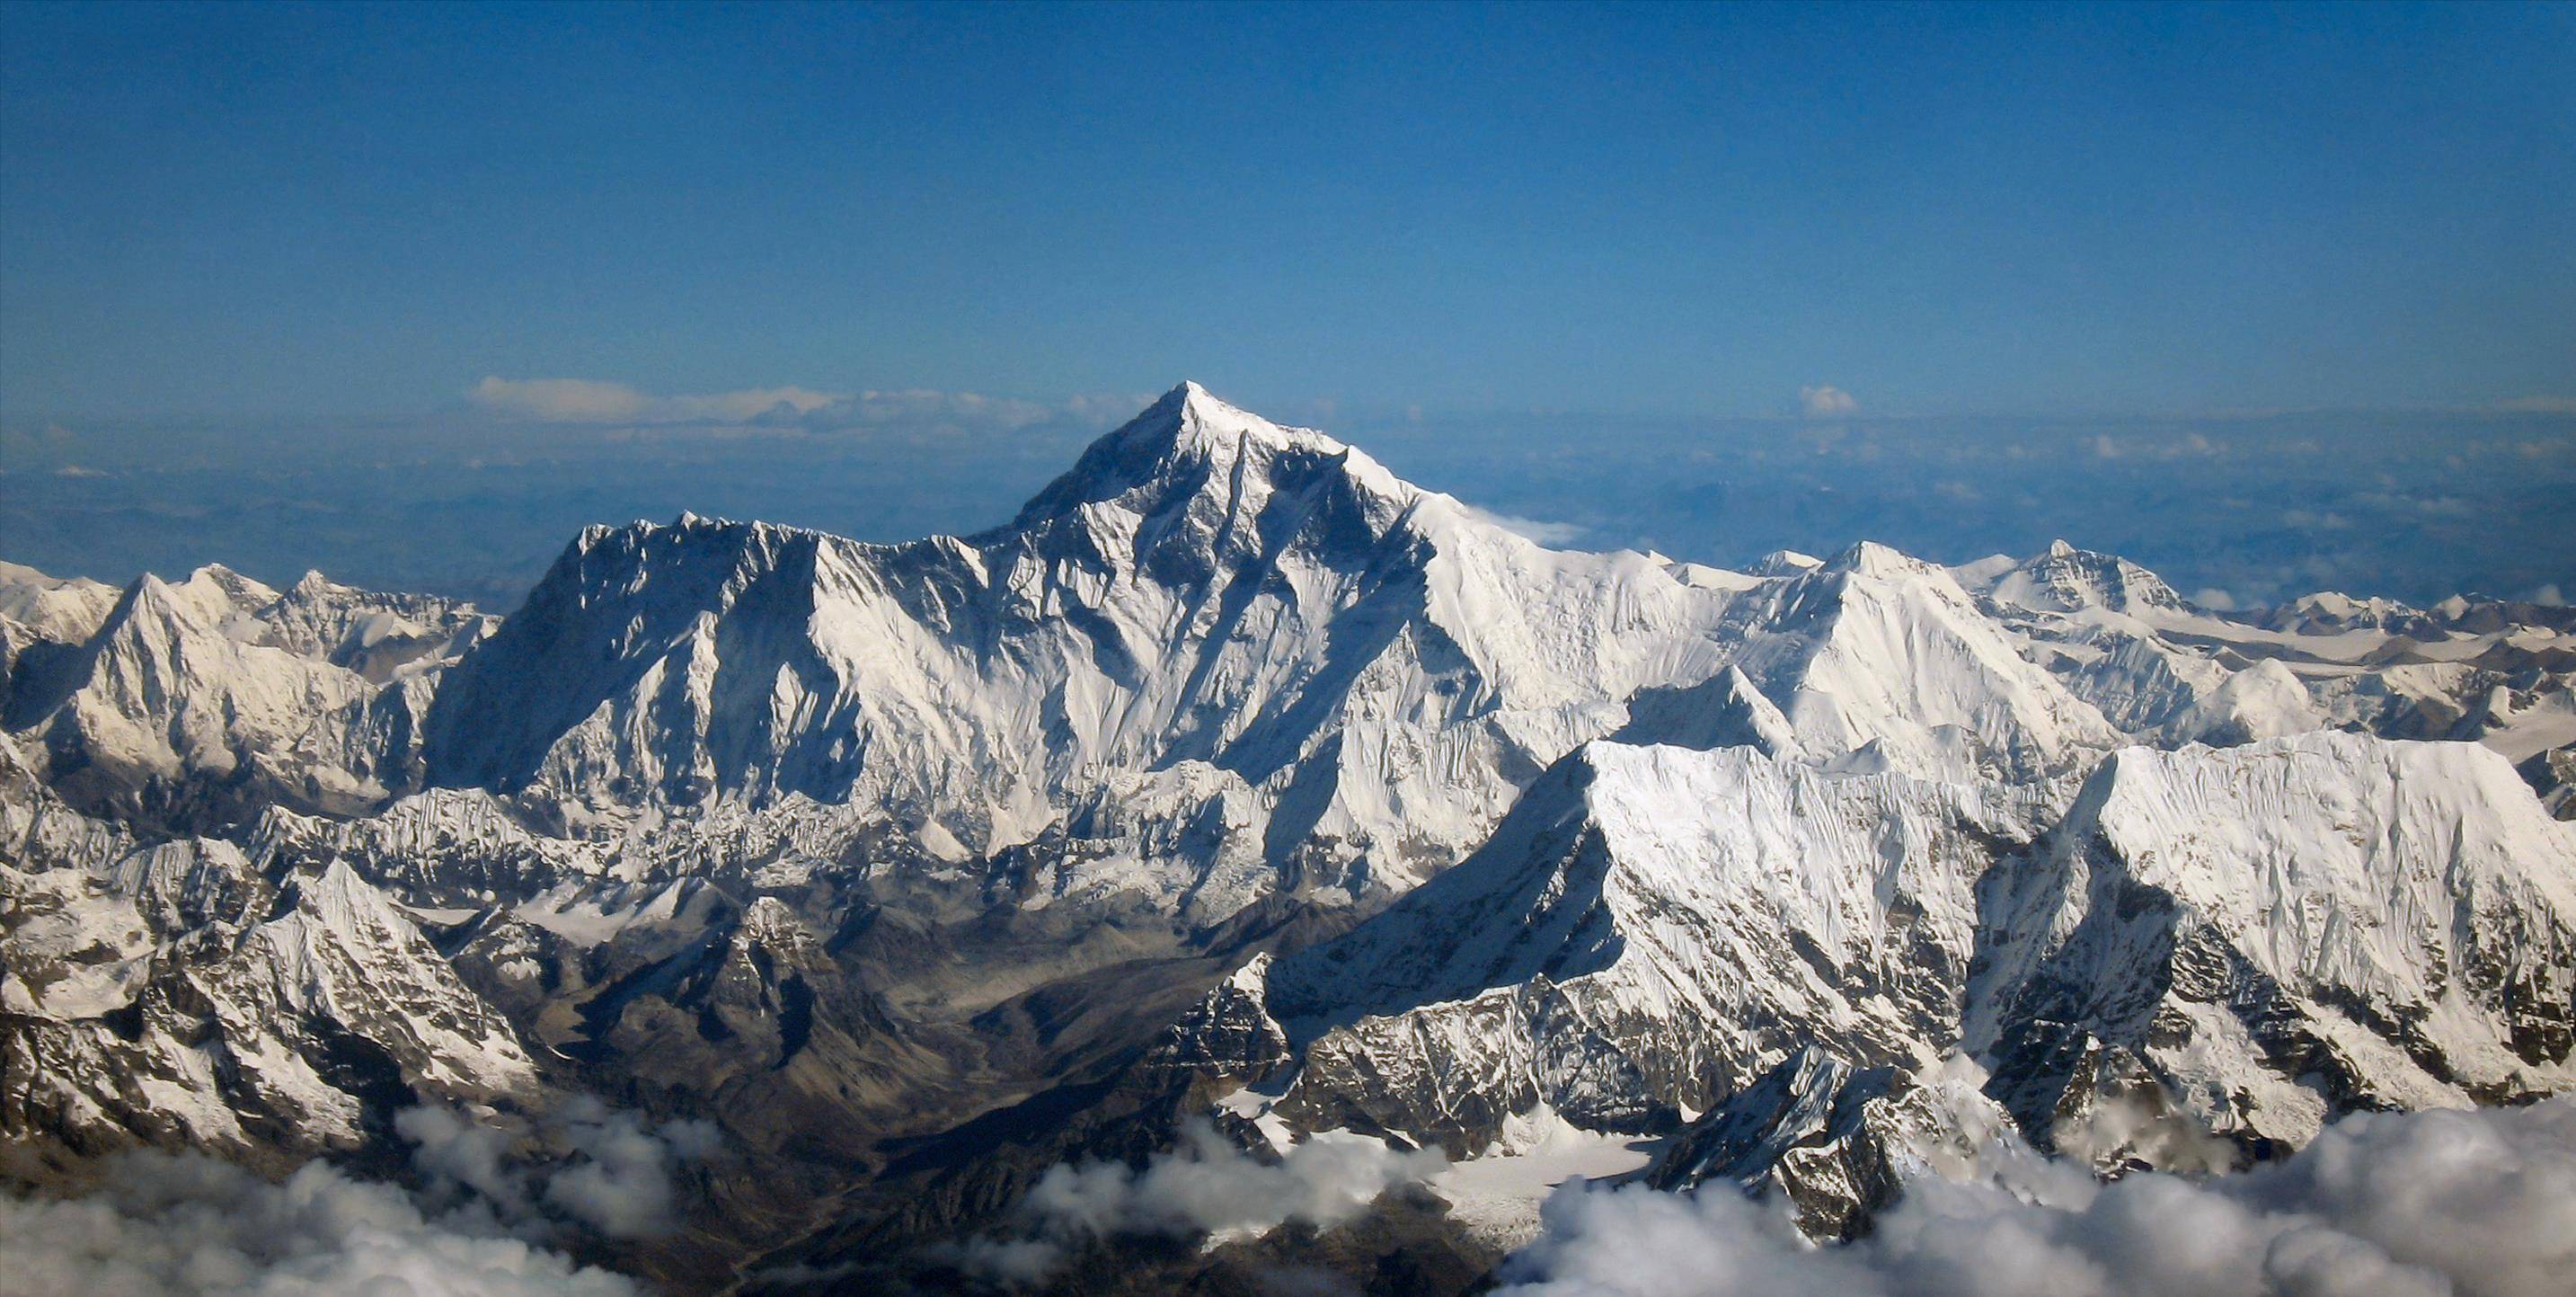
[3,3,2572,610]
[4,1,2572,423]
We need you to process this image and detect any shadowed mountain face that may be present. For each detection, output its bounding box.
[4,385,2572,1294]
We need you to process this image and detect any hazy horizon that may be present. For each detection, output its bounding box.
[6,386,2570,615]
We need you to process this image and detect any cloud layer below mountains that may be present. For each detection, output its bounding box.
[1496,1097,2576,1297]
[400,1096,721,1240]
[953,1120,1449,1283]
[0,1098,717,1297]
[0,1152,642,1297]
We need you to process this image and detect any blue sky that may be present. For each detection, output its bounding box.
[4,1,2571,422]
[2,3,2571,608]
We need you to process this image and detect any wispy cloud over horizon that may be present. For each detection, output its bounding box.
[5,394,2567,617]
[466,377,1153,438]
[469,377,848,425]
[1461,504,1589,547]
[1799,386,1859,418]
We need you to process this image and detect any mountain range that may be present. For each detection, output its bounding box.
[4,384,2572,1293]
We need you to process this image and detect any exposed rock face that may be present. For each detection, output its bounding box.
[1258,742,2037,1153]
[1646,1048,1907,1239]
[1224,733,2574,1193]
[1156,953,1292,1080]
[2525,745,2576,819]
[1970,732,2576,1150]
[2,738,536,1164]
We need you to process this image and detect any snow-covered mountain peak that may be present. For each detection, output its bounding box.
[10,390,2576,1289]
[1252,738,2038,1149]
[1614,664,1803,758]
[1716,538,2124,779]
[1824,540,1925,580]
[0,560,120,644]
[1974,539,2187,617]
[121,564,280,637]
[1753,549,1824,576]
[413,386,1756,907]
[1970,730,2576,1149]
[1009,381,1415,537]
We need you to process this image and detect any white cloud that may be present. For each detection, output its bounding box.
[2495,395,2576,414]
[2190,588,2239,611]
[1800,386,1859,418]
[53,463,109,478]
[540,1097,721,1239]
[0,1151,642,1297]
[399,1097,720,1241]
[1462,504,1588,547]
[2084,430,2231,464]
[470,376,846,425]
[465,377,1144,440]
[951,1120,1447,1283]
[1497,1097,2576,1297]
[399,1104,532,1218]
[836,387,1065,434]
[2529,583,2566,608]
[0,1097,728,1297]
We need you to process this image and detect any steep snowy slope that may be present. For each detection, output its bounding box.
[1703,543,2122,780]
[1198,728,2576,1227]
[1610,665,1802,759]
[4,564,491,831]
[0,560,119,650]
[1970,731,2576,1151]
[5,386,2572,1292]
[422,383,1747,916]
[1238,742,2039,1151]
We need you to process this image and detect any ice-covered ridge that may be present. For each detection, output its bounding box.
[418,382,1759,913]
[1232,729,2576,1177]
[1259,741,2040,1150]
[1972,730,2576,1147]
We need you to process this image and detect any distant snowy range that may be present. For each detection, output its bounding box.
[3,384,2573,1296]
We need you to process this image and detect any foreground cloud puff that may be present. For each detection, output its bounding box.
[954,1120,1448,1282]
[0,1151,642,1297]
[398,1097,719,1241]
[1497,1097,2576,1297]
